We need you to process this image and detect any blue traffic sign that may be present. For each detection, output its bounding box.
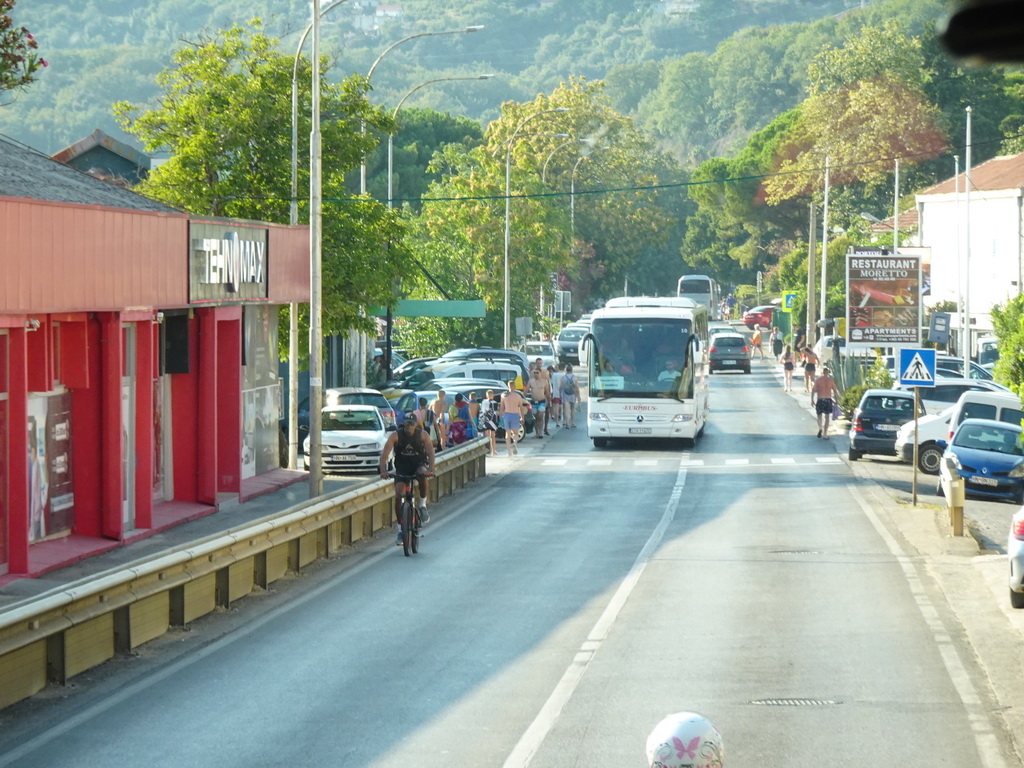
[898,348,936,388]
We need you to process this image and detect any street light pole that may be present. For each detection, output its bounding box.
[308,0,324,497]
[541,137,578,184]
[287,0,354,470]
[360,25,484,196]
[387,74,494,210]
[504,107,570,349]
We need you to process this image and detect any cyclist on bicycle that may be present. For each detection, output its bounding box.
[379,412,436,544]
[646,711,723,767]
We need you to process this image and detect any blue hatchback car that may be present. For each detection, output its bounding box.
[939,418,1024,505]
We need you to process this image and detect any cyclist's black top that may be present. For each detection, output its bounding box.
[394,427,428,472]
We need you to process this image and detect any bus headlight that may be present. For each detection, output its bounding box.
[590,412,609,421]
[671,414,693,422]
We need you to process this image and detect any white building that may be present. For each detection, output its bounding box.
[915,152,1024,334]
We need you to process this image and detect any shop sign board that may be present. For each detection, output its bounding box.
[189,220,269,304]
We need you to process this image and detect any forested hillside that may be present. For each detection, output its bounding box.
[3,0,851,154]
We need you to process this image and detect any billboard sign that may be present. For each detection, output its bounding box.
[846,249,921,347]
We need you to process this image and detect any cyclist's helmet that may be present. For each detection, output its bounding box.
[646,712,723,768]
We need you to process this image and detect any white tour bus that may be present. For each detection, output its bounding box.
[676,274,721,320]
[580,297,709,447]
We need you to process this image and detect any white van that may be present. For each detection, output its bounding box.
[947,390,1024,441]
[894,406,955,474]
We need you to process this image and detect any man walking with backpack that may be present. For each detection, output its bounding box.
[560,365,579,428]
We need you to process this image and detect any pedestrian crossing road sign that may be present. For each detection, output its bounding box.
[898,348,936,387]
[782,291,797,312]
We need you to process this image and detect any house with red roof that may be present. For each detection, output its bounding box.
[915,151,1024,335]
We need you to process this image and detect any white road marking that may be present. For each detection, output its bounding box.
[816,456,842,463]
[586,459,613,466]
[542,459,568,466]
[633,459,658,467]
[503,457,689,768]
[680,459,705,467]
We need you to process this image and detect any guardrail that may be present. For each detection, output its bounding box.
[0,439,487,710]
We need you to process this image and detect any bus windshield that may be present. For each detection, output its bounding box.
[678,278,711,295]
[588,318,694,398]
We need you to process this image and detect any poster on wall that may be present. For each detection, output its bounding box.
[242,306,281,476]
[846,249,922,347]
[46,392,74,533]
[27,394,75,542]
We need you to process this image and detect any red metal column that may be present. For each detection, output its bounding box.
[133,320,154,529]
[216,312,242,497]
[7,327,29,573]
[196,308,218,506]
[100,314,123,539]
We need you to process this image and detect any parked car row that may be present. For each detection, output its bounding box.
[845,384,1024,610]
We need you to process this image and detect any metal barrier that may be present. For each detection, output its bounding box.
[0,439,487,710]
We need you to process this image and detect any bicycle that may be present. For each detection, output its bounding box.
[392,472,424,557]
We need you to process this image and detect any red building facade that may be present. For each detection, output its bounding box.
[0,140,309,579]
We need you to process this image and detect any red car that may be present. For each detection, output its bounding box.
[742,305,774,329]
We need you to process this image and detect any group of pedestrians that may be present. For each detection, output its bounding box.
[755,328,840,439]
[474,362,581,457]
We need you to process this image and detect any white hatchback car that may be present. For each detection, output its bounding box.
[304,404,391,473]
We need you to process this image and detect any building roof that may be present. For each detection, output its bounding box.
[51,129,150,172]
[869,208,919,232]
[0,136,178,213]
[919,151,1024,196]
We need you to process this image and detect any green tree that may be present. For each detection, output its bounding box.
[0,0,46,96]
[991,296,1024,398]
[114,20,413,351]
[763,21,948,203]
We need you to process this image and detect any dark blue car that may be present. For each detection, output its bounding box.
[848,389,920,461]
[939,418,1024,505]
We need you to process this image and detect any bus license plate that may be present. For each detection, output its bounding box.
[629,427,652,434]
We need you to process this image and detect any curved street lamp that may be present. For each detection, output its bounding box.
[388,74,495,209]
[541,137,579,184]
[503,107,571,348]
[570,145,610,238]
[361,25,485,195]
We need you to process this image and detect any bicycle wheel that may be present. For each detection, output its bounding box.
[402,499,413,557]
[411,509,420,554]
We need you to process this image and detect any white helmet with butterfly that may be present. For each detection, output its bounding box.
[645,711,723,768]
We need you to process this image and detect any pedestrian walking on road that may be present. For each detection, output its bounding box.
[526,367,550,438]
[770,326,783,359]
[480,389,500,456]
[801,347,818,393]
[781,344,795,392]
[811,365,840,439]
[498,380,525,456]
[550,364,565,427]
[560,365,579,428]
[750,325,765,360]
